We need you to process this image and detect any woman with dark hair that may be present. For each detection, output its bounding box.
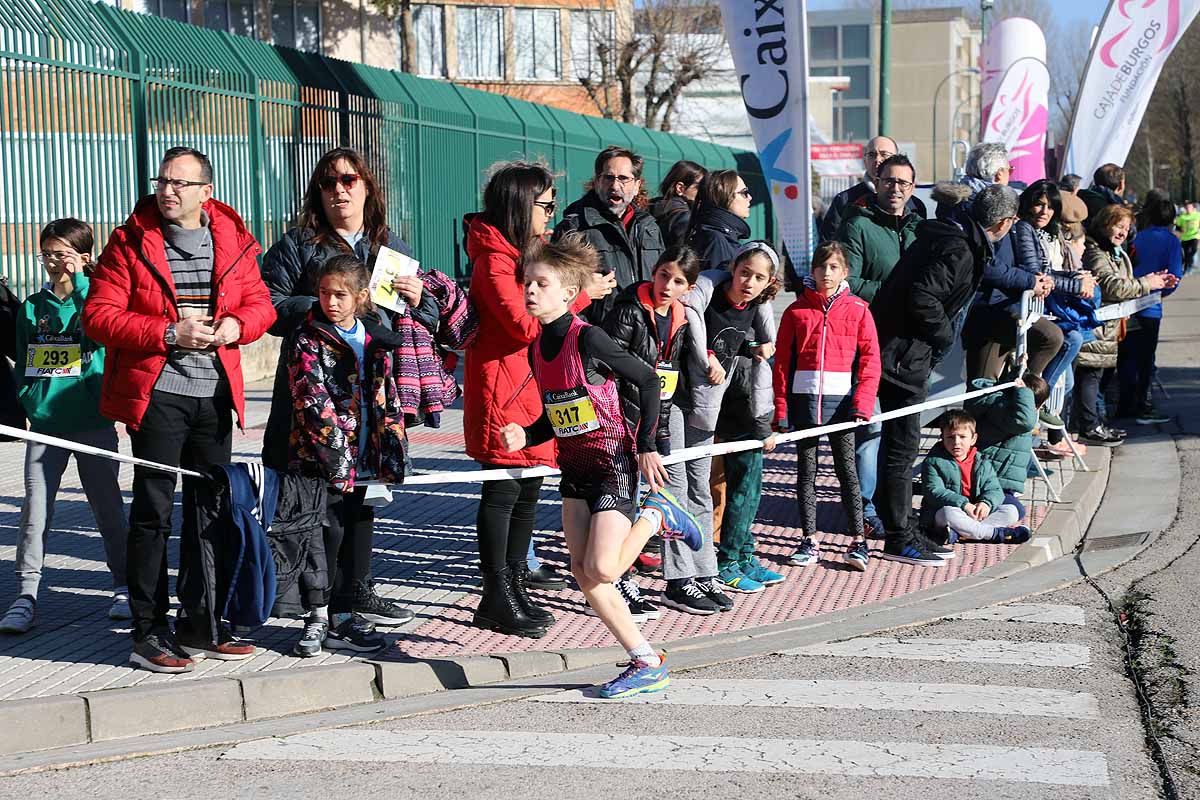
[650,160,706,249]
[687,170,752,270]
[464,160,614,637]
[1120,190,1183,421]
[260,148,421,640]
[1076,204,1177,444]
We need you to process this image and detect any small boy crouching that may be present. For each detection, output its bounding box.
[920,410,1031,545]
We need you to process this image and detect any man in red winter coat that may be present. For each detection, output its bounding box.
[83,147,276,674]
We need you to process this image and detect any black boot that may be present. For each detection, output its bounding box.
[510,562,556,626]
[472,566,548,638]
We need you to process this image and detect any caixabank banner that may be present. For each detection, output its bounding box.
[717,0,813,270]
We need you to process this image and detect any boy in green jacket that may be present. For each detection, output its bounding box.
[920,410,1031,545]
[0,219,128,634]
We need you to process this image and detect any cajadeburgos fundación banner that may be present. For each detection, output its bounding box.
[717,0,813,272]
[1064,0,1200,181]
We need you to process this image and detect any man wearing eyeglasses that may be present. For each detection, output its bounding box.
[83,146,276,674]
[554,145,665,322]
[835,153,922,539]
[818,135,928,243]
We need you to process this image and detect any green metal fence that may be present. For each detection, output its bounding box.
[0,0,771,296]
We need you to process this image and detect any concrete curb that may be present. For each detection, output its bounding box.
[0,444,1119,760]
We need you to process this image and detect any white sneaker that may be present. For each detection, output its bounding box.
[109,588,132,621]
[0,596,36,634]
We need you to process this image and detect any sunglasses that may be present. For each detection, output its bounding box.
[533,200,557,215]
[319,174,361,192]
[736,188,752,199]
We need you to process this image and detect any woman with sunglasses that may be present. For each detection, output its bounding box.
[687,170,753,271]
[463,160,615,638]
[260,147,420,644]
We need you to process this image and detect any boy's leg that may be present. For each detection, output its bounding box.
[936,505,1017,541]
[14,440,70,599]
[830,429,865,537]
[565,503,644,652]
[74,428,129,590]
[984,504,1021,528]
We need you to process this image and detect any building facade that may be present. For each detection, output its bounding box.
[118,0,626,117]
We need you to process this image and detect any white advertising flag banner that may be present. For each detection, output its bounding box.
[717,0,813,271]
[983,58,1050,185]
[1064,0,1200,181]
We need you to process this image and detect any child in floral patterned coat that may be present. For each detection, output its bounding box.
[287,255,412,658]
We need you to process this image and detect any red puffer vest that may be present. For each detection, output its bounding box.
[463,217,590,467]
[82,196,276,430]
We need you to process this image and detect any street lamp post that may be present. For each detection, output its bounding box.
[932,67,980,181]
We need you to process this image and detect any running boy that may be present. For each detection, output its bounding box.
[774,241,880,571]
[0,219,128,634]
[500,236,702,699]
[920,410,1031,544]
[604,246,727,615]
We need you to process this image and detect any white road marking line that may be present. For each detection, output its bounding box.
[220,729,1109,786]
[948,603,1086,626]
[781,637,1090,668]
[530,678,1099,718]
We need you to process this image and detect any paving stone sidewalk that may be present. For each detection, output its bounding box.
[0,374,1080,702]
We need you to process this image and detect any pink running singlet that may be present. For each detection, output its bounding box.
[531,315,638,501]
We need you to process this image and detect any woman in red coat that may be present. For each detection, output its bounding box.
[464,161,613,637]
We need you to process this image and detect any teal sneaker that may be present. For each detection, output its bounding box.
[741,555,785,586]
[640,489,702,551]
[717,562,765,594]
[597,654,669,699]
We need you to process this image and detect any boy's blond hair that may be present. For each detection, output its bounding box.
[521,233,599,291]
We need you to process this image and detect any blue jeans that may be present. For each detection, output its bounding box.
[526,538,540,571]
[855,400,883,520]
[1043,328,1083,391]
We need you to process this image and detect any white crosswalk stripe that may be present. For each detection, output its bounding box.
[947,603,1086,626]
[531,678,1099,718]
[781,637,1091,667]
[220,728,1110,786]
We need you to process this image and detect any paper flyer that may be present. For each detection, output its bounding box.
[368,245,420,314]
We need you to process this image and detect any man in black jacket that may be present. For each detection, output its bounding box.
[555,146,665,323]
[819,135,927,242]
[870,183,1020,566]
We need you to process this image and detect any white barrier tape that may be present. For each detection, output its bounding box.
[0,380,1018,490]
[389,380,1019,488]
[0,423,205,478]
[1093,292,1161,322]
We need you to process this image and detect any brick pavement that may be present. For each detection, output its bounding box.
[0,376,1075,702]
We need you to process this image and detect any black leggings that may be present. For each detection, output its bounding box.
[325,487,373,613]
[476,464,543,574]
[797,429,863,539]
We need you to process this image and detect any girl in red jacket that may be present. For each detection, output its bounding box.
[463,161,615,638]
[773,242,881,572]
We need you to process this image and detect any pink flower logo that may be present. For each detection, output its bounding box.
[1100,0,1180,68]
